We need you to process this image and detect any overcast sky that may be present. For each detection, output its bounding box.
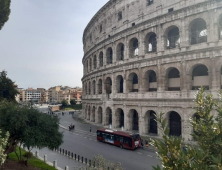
[0,0,108,89]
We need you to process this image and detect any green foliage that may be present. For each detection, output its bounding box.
[0,101,63,159]
[61,99,68,107]
[0,129,9,166]
[70,99,76,105]
[87,155,124,170]
[151,87,222,170]
[0,71,19,102]
[0,0,11,30]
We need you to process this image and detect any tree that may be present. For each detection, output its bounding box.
[87,155,124,170]
[0,71,19,102]
[61,99,68,108]
[0,101,63,161]
[70,99,76,106]
[151,87,222,170]
[0,0,11,30]
[0,129,9,166]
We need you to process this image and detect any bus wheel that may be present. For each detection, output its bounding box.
[120,144,123,149]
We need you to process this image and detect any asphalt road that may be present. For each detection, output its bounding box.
[38,106,161,170]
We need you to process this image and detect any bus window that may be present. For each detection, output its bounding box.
[123,137,129,144]
[110,134,114,140]
[120,136,123,143]
[97,131,101,137]
[115,135,120,142]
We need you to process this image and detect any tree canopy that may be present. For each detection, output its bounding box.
[0,101,63,155]
[70,99,76,105]
[0,71,19,102]
[61,99,68,107]
[151,87,222,170]
[0,129,9,166]
[0,0,11,30]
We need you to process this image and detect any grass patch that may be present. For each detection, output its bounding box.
[8,147,56,170]
[63,104,82,111]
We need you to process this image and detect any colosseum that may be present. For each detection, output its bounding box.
[82,0,222,142]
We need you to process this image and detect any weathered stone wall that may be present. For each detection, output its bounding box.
[82,0,222,142]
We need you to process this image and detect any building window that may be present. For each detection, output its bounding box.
[168,8,174,13]
[118,11,122,21]
[100,25,102,33]
[132,23,135,27]
[147,0,153,6]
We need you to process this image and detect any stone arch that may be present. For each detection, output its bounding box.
[99,51,103,67]
[87,106,91,120]
[128,109,139,131]
[221,66,222,89]
[84,105,87,119]
[143,70,157,92]
[116,75,124,93]
[128,72,138,92]
[93,55,97,69]
[92,80,96,94]
[189,18,207,45]
[191,64,209,90]
[144,110,157,134]
[97,79,103,94]
[115,108,124,128]
[106,47,113,64]
[129,38,139,57]
[116,43,124,61]
[166,67,180,91]
[88,81,91,95]
[105,107,112,126]
[89,58,92,71]
[98,107,103,124]
[169,111,181,136]
[164,25,180,49]
[105,77,112,94]
[145,32,157,53]
[92,106,96,122]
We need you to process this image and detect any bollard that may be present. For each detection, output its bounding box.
[62,149,64,154]
[65,166,69,170]
[78,155,80,161]
[68,151,70,157]
[44,155,47,162]
[53,160,57,168]
[65,150,67,155]
[89,160,91,167]
[81,156,83,163]
[35,151,39,157]
[60,148,62,153]
[71,152,73,159]
[85,158,87,165]
[75,154,77,160]
[93,161,96,167]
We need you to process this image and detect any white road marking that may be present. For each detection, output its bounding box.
[94,140,97,142]
[137,152,142,155]
[147,155,153,157]
[84,137,87,138]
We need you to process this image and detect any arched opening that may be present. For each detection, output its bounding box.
[105,77,112,94]
[116,75,124,93]
[169,111,181,136]
[99,52,103,67]
[86,60,89,73]
[85,83,87,95]
[106,48,113,64]
[115,108,124,128]
[219,15,222,39]
[129,109,139,131]
[89,58,92,71]
[192,64,209,90]
[144,70,157,91]
[87,106,91,120]
[84,107,87,119]
[128,73,138,92]
[167,68,180,91]
[97,79,102,94]
[129,38,139,57]
[92,106,95,122]
[145,33,157,53]
[145,110,157,134]
[93,55,97,69]
[193,113,200,140]
[88,81,91,95]
[105,107,112,126]
[92,80,96,94]
[116,43,124,61]
[98,107,103,124]
[166,26,180,49]
[221,66,222,89]
[190,18,207,45]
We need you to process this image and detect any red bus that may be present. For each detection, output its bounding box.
[96,129,141,150]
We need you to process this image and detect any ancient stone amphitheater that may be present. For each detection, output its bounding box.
[82,0,222,141]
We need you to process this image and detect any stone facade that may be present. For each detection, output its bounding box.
[82,0,222,142]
